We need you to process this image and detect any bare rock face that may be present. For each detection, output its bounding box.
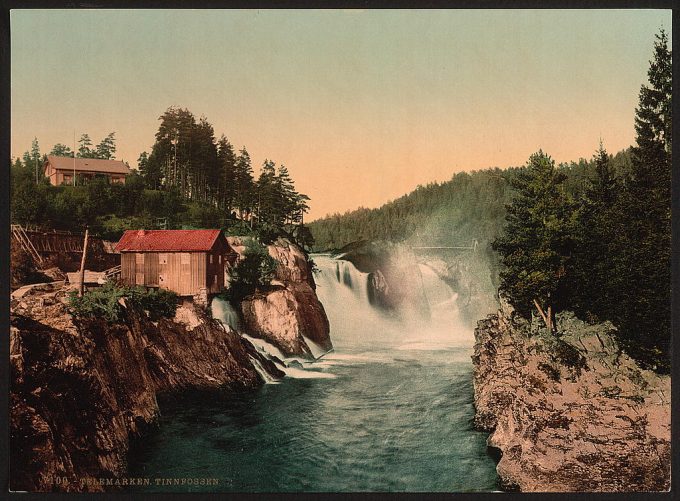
[472,304,671,492]
[236,237,332,358]
[10,287,280,493]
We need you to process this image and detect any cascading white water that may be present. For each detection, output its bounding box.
[211,297,241,332]
[210,296,336,380]
[314,254,473,351]
[132,254,499,492]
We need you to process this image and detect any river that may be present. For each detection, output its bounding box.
[127,254,498,492]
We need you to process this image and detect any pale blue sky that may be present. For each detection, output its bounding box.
[11,9,671,219]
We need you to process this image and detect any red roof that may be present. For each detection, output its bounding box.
[115,229,225,252]
[46,155,130,175]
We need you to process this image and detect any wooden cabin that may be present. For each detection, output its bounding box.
[115,229,237,296]
[44,155,131,186]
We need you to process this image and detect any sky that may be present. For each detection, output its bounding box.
[11,9,671,221]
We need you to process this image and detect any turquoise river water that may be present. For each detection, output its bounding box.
[127,254,498,492]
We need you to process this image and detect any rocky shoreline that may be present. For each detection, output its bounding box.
[9,238,329,493]
[472,302,671,492]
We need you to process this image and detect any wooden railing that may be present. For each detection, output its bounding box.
[11,224,44,267]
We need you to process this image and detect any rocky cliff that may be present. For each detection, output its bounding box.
[230,237,332,358]
[472,302,671,492]
[10,284,283,493]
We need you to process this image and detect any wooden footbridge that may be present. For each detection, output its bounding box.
[410,239,478,253]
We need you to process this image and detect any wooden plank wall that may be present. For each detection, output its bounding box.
[121,253,136,286]
[120,250,225,296]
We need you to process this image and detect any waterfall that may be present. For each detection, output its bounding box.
[313,254,472,351]
[211,297,241,332]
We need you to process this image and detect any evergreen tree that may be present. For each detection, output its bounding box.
[234,147,255,219]
[137,151,162,190]
[492,151,575,332]
[256,159,279,226]
[95,132,117,159]
[567,142,620,320]
[50,143,73,157]
[613,29,672,369]
[77,134,95,158]
[217,135,237,213]
[28,137,42,183]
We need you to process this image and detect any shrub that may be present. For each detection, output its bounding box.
[68,282,126,322]
[223,238,278,302]
[69,282,177,322]
[126,286,178,320]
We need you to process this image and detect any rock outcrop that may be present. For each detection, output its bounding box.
[472,302,671,492]
[231,237,332,358]
[10,284,282,493]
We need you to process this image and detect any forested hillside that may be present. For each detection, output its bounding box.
[11,109,313,246]
[308,150,632,253]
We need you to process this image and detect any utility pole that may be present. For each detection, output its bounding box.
[78,228,89,297]
[73,130,76,186]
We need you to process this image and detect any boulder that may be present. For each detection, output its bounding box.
[240,283,331,359]
[230,237,332,358]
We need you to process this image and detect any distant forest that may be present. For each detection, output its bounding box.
[11,110,312,245]
[309,30,670,373]
[307,150,632,253]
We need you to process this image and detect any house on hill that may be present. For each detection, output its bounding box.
[44,155,131,186]
[115,229,238,298]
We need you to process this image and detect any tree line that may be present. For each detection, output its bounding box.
[137,107,310,237]
[10,109,313,247]
[496,30,670,372]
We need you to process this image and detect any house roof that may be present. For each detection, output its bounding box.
[115,229,227,252]
[46,155,130,175]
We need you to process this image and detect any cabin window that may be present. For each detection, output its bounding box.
[213,274,218,284]
[180,252,190,265]
[218,255,222,264]
[135,253,145,265]
[159,253,168,265]
[209,254,213,264]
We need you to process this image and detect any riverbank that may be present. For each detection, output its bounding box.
[472,301,671,491]
[9,238,328,493]
[10,285,282,492]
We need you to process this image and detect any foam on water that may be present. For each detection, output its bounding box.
[129,254,499,492]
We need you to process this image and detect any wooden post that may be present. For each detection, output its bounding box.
[78,228,89,297]
[533,298,550,331]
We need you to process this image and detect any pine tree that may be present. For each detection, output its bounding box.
[50,143,73,157]
[95,132,117,160]
[234,147,255,219]
[613,29,672,369]
[217,135,237,213]
[77,134,95,158]
[492,150,575,332]
[567,142,620,320]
